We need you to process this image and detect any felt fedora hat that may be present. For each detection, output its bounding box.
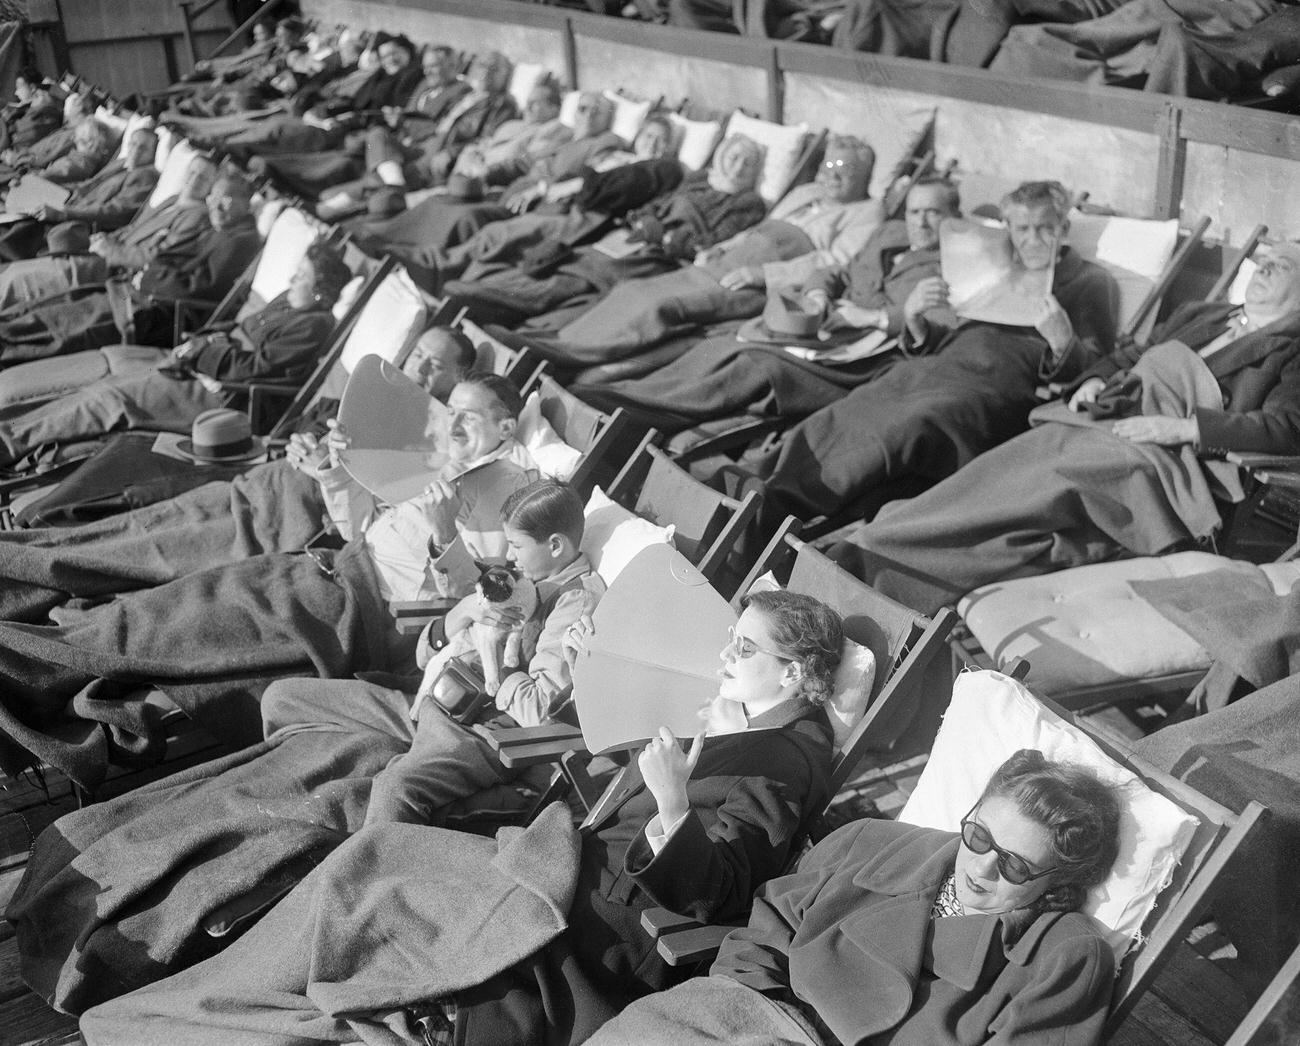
[736,288,858,350]
[39,220,91,257]
[175,408,267,464]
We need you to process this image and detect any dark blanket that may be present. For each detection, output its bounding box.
[0,459,327,623]
[0,539,407,787]
[1134,670,1300,987]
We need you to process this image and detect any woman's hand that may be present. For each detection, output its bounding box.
[1068,377,1107,411]
[639,727,704,830]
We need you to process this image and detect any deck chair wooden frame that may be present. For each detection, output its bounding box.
[1223,937,1300,1046]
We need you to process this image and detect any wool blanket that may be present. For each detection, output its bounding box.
[1135,670,1300,987]
[0,459,326,623]
[77,805,581,1046]
[586,975,822,1045]
[0,539,406,786]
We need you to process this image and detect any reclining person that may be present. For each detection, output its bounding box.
[0,326,477,625]
[725,179,1119,537]
[0,167,260,364]
[588,749,1121,1046]
[524,134,884,367]
[36,590,840,1032]
[0,127,161,261]
[0,153,218,319]
[440,132,768,326]
[573,176,957,429]
[171,16,308,118]
[0,91,96,183]
[19,116,116,187]
[0,68,62,154]
[0,239,345,472]
[0,373,535,786]
[827,238,1300,614]
[343,89,620,250]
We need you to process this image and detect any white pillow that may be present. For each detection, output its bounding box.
[338,266,429,374]
[251,207,319,304]
[508,63,551,116]
[1229,257,1255,306]
[153,124,177,172]
[558,89,582,129]
[517,391,583,481]
[581,486,675,586]
[899,669,1200,958]
[1068,213,1179,338]
[331,275,365,321]
[603,90,652,145]
[111,110,154,161]
[741,570,876,749]
[148,138,199,208]
[724,111,809,205]
[668,113,722,172]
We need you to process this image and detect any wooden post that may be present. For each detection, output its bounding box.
[1154,102,1186,221]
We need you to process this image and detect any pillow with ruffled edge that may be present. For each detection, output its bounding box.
[603,90,653,146]
[581,486,675,586]
[517,390,583,481]
[668,113,722,173]
[724,111,809,206]
[900,668,1199,959]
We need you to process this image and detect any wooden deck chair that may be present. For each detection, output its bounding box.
[647,666,1266,1040]
[459,316,546,388]
[1224,938,1300,1046]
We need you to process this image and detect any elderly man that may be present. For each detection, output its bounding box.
[575,176,958,429]
[522,134,884,367]
[731,180,1119,536]
[0,153,218,317]
[0,372,535,787]
[441,132,768,324]
[828,239,1300,613]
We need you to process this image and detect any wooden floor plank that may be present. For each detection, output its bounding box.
[1152,943,1252,1043]
[0,936,25,1004]
[0,992,77,1046]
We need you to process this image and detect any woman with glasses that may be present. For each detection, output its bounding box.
[588,748,1123,1046]
[74,590,843,1045]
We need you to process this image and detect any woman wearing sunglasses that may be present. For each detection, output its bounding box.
[588,748,1123,1046]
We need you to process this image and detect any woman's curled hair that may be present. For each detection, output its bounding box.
[981,748,1122,913]
[305,244,352,308]
[741,590,843,707]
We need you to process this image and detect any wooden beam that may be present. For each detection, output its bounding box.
[1154,103,1186,221]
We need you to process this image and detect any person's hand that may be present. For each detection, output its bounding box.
[381,105,403,128]
[285,431,328,474]
[1035,294,1075,355]
[1111,416,1198,446]
[825,303,886,332]
[33,203,64,222]
[323,418,351,469]
[718,266,763,291]
[170,337,198,362]
[88,231,110,258]
[800,288,831,319]
[693,245,721,268]
[421,477,462,547]
[639,727,704,829]
[1068,377,1107,412]
[507,182,545,215]
[903,276,948,327]
[561,612,595,669]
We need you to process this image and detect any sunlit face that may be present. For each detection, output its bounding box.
[377,42,411,76]
[1244,244,1300,317]
[73,121,103,154]
[716,606,796,713]
[126,130,158,169]
[14,77,34,104]
[206,178,252,230]
[422,48,455,84]
[633,121,671,160]
[708,137,762,195]
[252,23,271,44]
[468,55,509,95]
[904,184,956,252]
[1005,202,1066,272]
[286,257,318,310]
[571,93,611,140]
[524,86,560,125]
[814,146,871,204]
[180,159,219,204]
[504,523,557,581]
[446,382,514,463]
[954,795,1057,915]
[401,330,466,401]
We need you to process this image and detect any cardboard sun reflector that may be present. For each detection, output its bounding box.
[940,216,1054,327]
[571,543,737,754]
[337,355,451,505]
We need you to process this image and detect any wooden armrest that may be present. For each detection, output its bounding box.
[1226,451,1300,471]
[656,924,735,966]
[483,722,585,753]
[641,907,702,938]
[497,737,589,769]
[389,597,459,618]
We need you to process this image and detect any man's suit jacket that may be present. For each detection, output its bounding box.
[68,161,161,230]
[1077,301,1300,456]
[118,195,212,260]
[139,214,262,303]
[715,819,1114,1046]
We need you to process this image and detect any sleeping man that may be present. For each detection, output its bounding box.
[827,238,1300,613]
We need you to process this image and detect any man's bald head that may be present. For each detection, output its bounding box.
[1244,241,1300,323]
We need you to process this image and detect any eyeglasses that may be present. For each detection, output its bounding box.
[959,805,1058,885]
[726,625,793,663]
[820,158,851,171]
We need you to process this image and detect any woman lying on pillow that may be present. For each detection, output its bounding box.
[75,590,847,1045]
[588,749,1123,1046]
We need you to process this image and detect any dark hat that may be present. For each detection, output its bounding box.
[175,408,267,464]
[761,289,821,339]
[40,220,91,257]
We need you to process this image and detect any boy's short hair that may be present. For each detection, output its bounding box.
[502,479,585,545]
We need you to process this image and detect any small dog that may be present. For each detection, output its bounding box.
[415,562,540,716]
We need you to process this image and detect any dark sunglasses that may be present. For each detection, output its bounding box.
[959,805,1058,886]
